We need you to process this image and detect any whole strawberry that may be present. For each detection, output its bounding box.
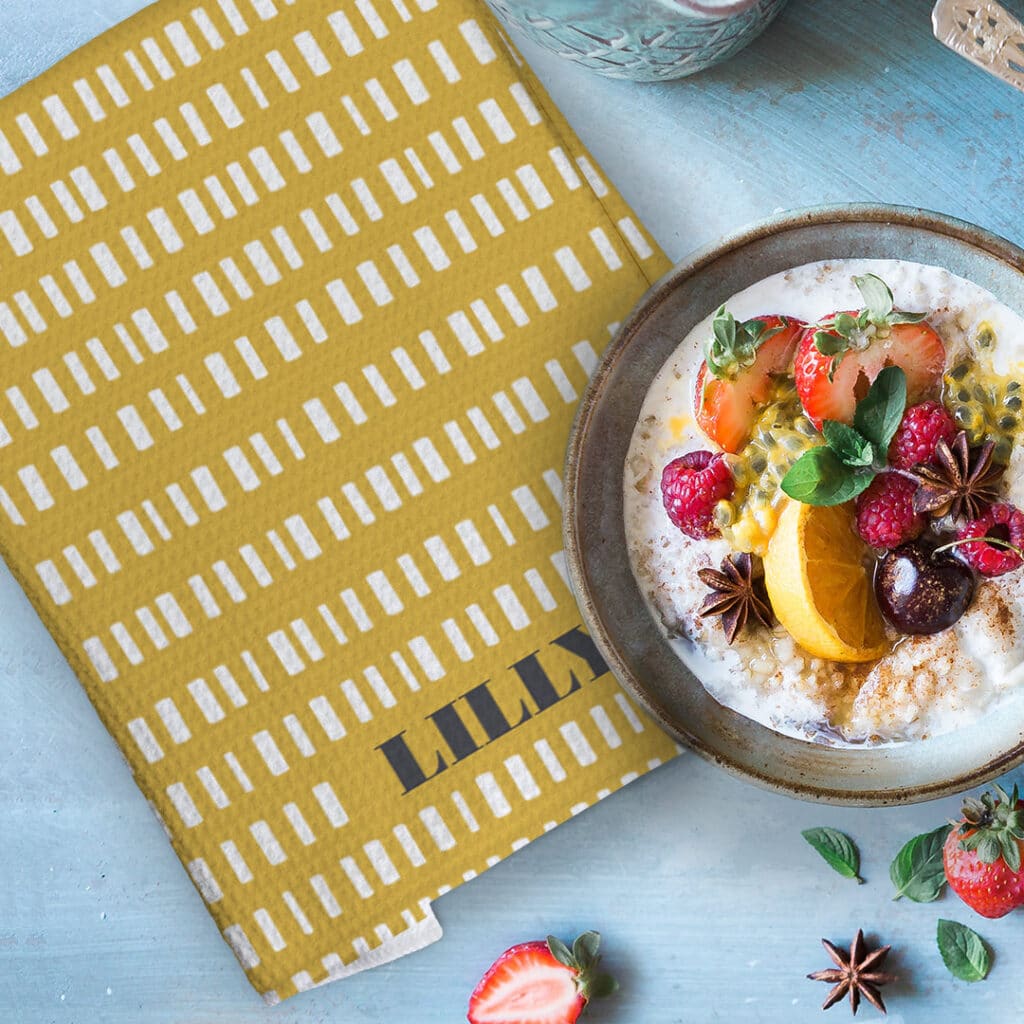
[468,931,616,1024]
[943,784,1024,919]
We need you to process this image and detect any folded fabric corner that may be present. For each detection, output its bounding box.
[0,0,677,1001]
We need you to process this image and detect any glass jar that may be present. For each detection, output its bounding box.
[487,0,789,81]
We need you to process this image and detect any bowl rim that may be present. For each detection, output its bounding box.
[563,202,1024,806]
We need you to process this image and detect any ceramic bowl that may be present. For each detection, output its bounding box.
[487,0,789,82]
[563,204,1024,806]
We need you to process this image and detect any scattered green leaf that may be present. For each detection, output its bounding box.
[937,919,991,982]
[802,827,864,883]
[890,825,949,902]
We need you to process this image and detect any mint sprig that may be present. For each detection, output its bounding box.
[704,306,786,380]
[781,448,874,506]
[812,274,927,379]
[781,366,908,507]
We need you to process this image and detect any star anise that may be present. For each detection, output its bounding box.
[808,929,896,1015]
[696,552,772,644]
[912,431,1004,521]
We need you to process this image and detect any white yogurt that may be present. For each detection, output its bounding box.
[624,259,1024,745]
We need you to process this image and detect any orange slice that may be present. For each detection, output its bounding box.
[764,499,888,663]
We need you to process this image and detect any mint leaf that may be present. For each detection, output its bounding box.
[937,920,991,982]
[890,825,949,902]
[853,366,907,450]
[822,421,874,468]
[854,273,895,322]
[889,310,927,325]
[781,447,873,506]
[801,827,863,883]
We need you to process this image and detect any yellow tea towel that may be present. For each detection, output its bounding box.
[0,0,678,1002]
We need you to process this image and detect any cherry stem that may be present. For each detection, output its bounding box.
[933,536,1024,560]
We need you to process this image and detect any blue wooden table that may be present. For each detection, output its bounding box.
[3,1,1024,1021]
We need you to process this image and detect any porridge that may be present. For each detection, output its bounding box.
[624,259,1024,745]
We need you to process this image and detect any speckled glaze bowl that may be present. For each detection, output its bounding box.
[487,0,789,82]
[564,204,1024,805]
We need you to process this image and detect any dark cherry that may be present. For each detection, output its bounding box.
[874,541,975,635]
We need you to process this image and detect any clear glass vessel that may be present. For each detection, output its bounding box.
[487,0,789,81]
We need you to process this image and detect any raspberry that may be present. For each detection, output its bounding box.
[956,503,1024,578]
[855,472,925,549]
[888,401,956,469]
[660,450,734,539]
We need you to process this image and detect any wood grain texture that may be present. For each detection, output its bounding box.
[2,0,1024,1021]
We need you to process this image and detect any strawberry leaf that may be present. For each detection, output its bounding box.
[852,366,907,450]
[890,825,949,902]
[832,311,862,339]
[781,447,873,506]
[801,827,863,883]
[712,305,736,350]
[976,833,1001,864]
[705,309,788,380]
[813,329,848,357]
[854,273,895,322]
[572,931,601,966]
[852,273,927,326]
[589,973,618,999]
[1000,833,1021,872]
[743,318,786,349]
[547,935,575,969]
[889,310,928,325]
[937,920,991,983]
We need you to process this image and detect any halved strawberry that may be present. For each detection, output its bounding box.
[694,310,804,452]
[467,932,615,1024]
[794,274,945,429]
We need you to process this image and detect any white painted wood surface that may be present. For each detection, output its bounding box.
[2,0,1024,1020]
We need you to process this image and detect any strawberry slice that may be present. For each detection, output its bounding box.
[794,274,945,429]
[694,310,804,452]
[467,932,615,1024]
